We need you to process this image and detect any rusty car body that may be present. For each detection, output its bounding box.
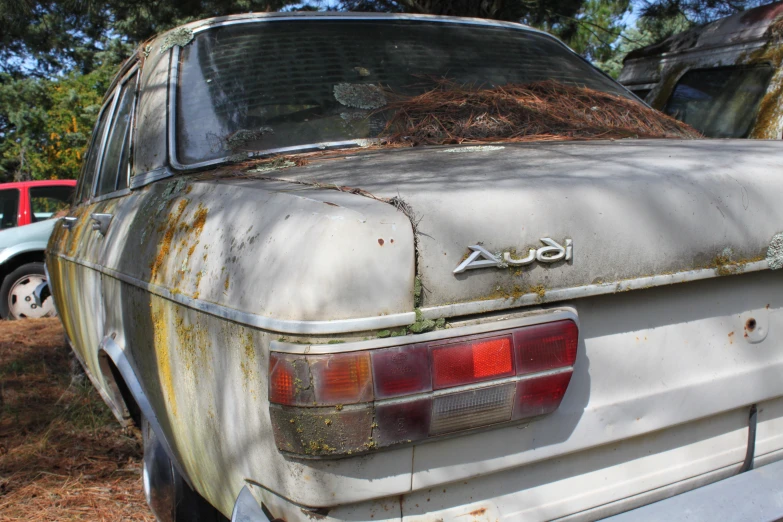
[47,11,783,522]
[619,1,783,138]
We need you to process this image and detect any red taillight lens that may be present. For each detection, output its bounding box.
[269,353,313,406]
[513,371,573,419]
[515,320,578,374]
[372,345,431,399]
[431,336,514,389]
[269,317,578,457]
[310,352,372,405]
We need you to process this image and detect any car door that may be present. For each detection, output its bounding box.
[90,65,140,347]
[52,93,114,373]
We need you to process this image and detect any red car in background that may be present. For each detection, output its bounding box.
[0,180,76,319]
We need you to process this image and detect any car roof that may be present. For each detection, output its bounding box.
[624,1,783,63]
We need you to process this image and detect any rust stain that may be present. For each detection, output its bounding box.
[378,238,385,246]
[728,331,735,344]
[323,201,339,207]
[468,508,487,517]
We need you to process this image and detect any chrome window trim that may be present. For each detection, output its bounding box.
[167,14,637,171]
[91,64,140,201]
[77,97,115,204]
[130,167,174,189]
[90,91,120,198]
[271,308,579,354]
[91,188,132,204]
[54,251,769,335]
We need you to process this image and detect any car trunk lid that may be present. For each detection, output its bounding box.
[271,139,783,310]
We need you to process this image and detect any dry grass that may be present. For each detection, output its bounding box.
[0,318,153,521]
[380,79,700,145]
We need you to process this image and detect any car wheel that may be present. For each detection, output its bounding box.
[0,262,56,320]
[141,415,227,522]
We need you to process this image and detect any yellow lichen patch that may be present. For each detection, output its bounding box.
[239,331,258,398]
[704,251,766,276]
[187,240,200,259]
[192,205,208,235]
[193,270,204,299]
[742,42,783,138]
[750,75,783,138]
[224,274,230,291]
[173,310,211,382]
[480,285,544,301]
[151,299,177,419]
[529,284,547,300]
[150,201,209,289]
[149,199,191,282]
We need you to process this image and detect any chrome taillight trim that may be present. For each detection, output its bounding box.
[270,308,579,354]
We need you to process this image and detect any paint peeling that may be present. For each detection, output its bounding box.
[767,232,783,269]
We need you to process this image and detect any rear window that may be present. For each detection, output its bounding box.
[176,20,628,166]
[664,65,773,138]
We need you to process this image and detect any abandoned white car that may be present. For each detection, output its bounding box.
[47,12,783,522]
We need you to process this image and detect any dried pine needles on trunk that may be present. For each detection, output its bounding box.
[378,79,700,145]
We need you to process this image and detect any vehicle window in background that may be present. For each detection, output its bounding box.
[664,65,773,138]
[97,72,138,196]
[30,186,74,222]
[630,89,651,102]
[177,20,631,166]
[76,100,113,203]
[0,189,20,229]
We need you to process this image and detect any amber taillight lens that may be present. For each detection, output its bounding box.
[269,318,578,457]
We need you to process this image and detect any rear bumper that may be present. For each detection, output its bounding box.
[233,458,783,522]
[603,458,783,522]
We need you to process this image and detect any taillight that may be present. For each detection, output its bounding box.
[269,318,578,457]
[431,335,514,389]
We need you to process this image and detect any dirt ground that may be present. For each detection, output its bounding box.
[0,318,153,521]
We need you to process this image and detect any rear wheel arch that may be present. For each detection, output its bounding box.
[97,337,195,488]
[98,337,226,520]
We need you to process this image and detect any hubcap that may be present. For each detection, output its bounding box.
[8,274,54,319]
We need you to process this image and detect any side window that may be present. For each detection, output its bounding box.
[30,185,75,222]
[76,102,113,204]
[664,65,774,138]
[630,88,651,102]
[0,189,20,229]
[96,71,138,196]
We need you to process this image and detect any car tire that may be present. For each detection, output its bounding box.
[141,415,227,522]
[0,262,55,320]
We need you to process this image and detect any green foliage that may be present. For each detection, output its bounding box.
[0,63,117,182]
[592,13,692,78]
[558,0,631,62]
